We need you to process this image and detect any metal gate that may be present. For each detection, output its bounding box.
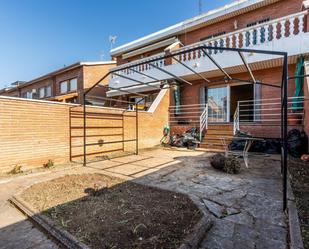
[69,104,137,164]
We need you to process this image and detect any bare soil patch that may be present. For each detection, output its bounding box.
[289,158,309,248]
[20,174,202,249]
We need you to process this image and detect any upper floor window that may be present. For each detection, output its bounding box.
[46,86,52,97]
[70,78,77,91]
[246,18,270,28]
[60,81,68,93]
[39,87,45,98]
[38,85,52,98]
[59,78,77,94]
[22,91,32,99]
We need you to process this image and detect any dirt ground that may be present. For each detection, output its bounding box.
[21,173,202,249]
[289,157,309,248]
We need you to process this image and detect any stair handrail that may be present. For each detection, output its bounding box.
[233,102,240,135]
[199,103,208,141]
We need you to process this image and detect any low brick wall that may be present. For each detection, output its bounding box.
[240,124,303,138]
[0,92,169,173]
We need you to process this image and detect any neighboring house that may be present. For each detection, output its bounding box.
[0,61,116,104]
[107,0,309,149]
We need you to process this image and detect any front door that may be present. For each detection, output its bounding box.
[207,87,229,123]
[230,84,254,122]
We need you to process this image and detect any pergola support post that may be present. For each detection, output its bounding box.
[283,53,288,212]
[83,92,86,166]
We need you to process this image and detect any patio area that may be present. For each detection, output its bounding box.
[0,147,286,249]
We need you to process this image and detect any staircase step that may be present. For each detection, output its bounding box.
[200,142,225,150]
[206,130,234,135]
[201,124,233,150]
[207,125,233,128]
[203,137,233,142]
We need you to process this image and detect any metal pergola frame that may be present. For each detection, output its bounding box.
[83,45,290,211]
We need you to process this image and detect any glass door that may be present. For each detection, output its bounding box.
[207,87,228,123]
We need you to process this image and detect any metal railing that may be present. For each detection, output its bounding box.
[234,96,305,131]
[169,104,207,141]
[233,102,240,135]
[199,103,208,141]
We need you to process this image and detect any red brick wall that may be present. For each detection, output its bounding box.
[179,0,303,45]
[175,65,296,105]
[115,0,304,65]
[169,65,298,138]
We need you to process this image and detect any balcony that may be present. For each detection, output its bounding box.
[108,11,308,95]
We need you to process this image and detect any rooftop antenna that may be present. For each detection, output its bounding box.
[109,35,117,50]
[199,0,202,14]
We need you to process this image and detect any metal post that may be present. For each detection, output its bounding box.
[283,53,288,211]
[135,102,138,155]
[69,108,72,162]
[83,93,86,166]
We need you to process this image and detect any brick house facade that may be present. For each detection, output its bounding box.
[0,61,116,104]
[107,0,309,145]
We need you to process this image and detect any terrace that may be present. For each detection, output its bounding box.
[108,11,308,93]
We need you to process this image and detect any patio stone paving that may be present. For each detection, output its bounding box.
[0,147,287,249]
[89,148,287,249]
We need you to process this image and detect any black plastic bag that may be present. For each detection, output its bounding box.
[287,129,308,158]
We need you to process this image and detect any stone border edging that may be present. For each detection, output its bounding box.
[9,196,90,249]
[179,216,212,249]
[10,194,211,249]
[287,179,304,249]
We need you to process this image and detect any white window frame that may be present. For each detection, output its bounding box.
[60,81,68,94]
[39,87,45,98]
[46,85,52,97]
[69,78,77,91]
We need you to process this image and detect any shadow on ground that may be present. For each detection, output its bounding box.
[0,148,287,249]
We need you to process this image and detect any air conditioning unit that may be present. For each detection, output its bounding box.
[32,89,37,94]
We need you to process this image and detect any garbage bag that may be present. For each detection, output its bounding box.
[287,129,308,158]
[229,130,281,154]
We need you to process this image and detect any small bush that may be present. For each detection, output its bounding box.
[43,159,54,168]
[223,157,241,174]
[210,153,241,174]
[9,165,23,174]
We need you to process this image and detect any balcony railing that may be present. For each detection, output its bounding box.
[110,11,307,83]
[233,96,305,134]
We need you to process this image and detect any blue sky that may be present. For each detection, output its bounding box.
[0,0,232,88]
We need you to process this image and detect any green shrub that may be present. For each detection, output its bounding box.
[43,159,54,168]
[9,165,23,174]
